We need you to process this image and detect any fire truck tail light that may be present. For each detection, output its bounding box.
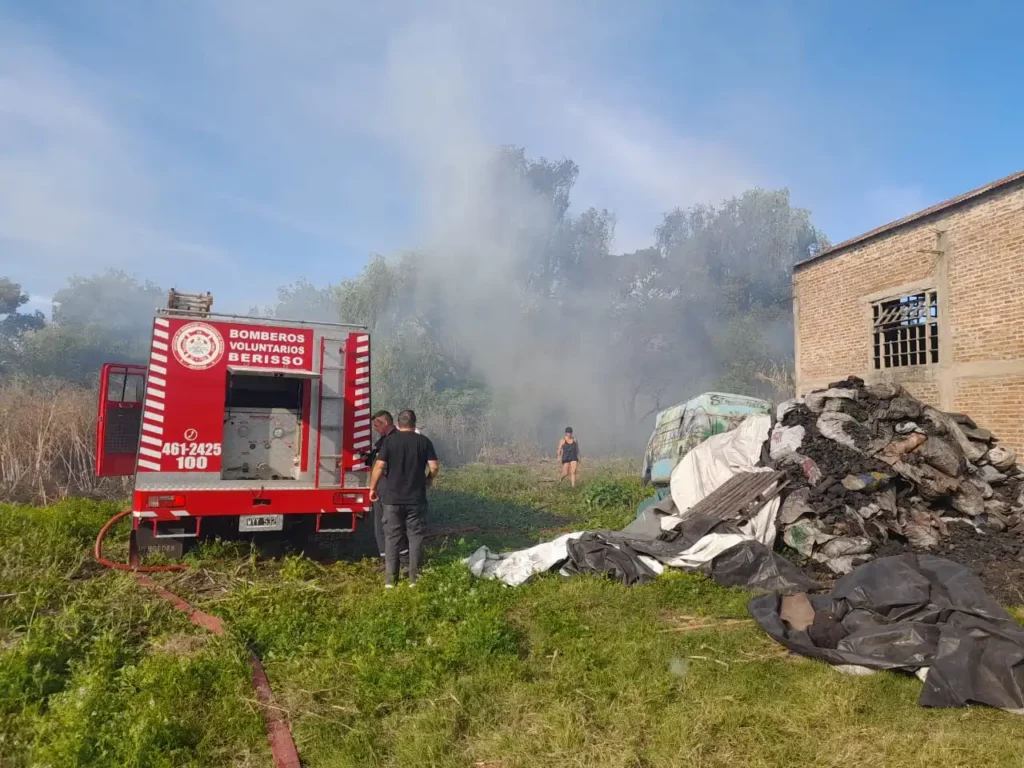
[146,494,186,508]
[332,492,363,505]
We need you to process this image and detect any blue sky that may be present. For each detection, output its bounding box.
[2,0,1022,313]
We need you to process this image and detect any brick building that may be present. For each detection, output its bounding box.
[793,169,1024,453]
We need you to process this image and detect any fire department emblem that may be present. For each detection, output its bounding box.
[172,322,224,370]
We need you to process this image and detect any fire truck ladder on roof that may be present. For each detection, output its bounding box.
[167,289,213,315]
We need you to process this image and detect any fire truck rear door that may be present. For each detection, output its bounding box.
[95,362,148,477]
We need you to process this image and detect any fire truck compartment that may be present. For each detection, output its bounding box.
[221,373,305,481]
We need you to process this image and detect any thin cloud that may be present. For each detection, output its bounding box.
[0,21,240,299]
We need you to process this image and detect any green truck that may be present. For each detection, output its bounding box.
[641,392,773,486]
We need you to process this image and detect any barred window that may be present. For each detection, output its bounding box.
[872,291,938,369]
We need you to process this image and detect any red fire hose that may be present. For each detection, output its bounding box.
[92,511,552,767]
[94,510,301,767]
[94,510,188,572]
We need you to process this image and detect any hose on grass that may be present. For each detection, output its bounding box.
[93,511,299,766]
[94,509,188,573]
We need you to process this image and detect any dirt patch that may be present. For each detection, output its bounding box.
[151,632,210,658]
[69,559,108,581]
[659,613,754,633]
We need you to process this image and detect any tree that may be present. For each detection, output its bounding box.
[8,272,163,382]
[261,279,343,323]
[0,278,47,376]
[647,188,830,401]
[14,324,140,383]
[0,278,45,338]
[52,271,164,347]
[6,147,833,458]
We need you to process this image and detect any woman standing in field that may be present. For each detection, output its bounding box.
[557,427,581,487]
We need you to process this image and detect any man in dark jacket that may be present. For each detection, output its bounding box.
[365,410,407,565]
[368,409,439,587]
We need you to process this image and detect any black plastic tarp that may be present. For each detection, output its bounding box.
[560,525,819,594]
[699,540,819,594]
[749,553,1024,711]
[562,533,659,586]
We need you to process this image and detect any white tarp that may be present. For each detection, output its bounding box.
[466,533,584,586]
[465,414,780,586]
[669,413,773,514]
[659,413,780,567]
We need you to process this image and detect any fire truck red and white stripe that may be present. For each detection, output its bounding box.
[137,317,172,473]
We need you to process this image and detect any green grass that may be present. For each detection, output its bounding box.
[2,463,1023,767]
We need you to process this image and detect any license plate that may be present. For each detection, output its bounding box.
[239,514,284,532]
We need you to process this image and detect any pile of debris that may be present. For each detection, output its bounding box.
[767,377,1024,578]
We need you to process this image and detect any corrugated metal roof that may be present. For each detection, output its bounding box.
[794,168,1024,271]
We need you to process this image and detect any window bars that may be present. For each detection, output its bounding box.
[872,290,938,369]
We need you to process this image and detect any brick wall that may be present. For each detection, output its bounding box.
[795,229,936,380]
[954,375,1024,456]
[900,380,940,406]
[794,182,1024,453]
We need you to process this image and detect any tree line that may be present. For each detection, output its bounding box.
[1,146,828,460]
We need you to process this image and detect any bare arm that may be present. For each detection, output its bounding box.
[557,438,565,461]
[425,459,440,488]
[369,459,386,501]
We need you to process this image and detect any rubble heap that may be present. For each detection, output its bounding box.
[767,377,1024,577]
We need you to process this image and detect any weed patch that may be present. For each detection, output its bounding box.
[2,469,1023,767]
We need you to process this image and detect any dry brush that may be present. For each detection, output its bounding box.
[0,377,130,504]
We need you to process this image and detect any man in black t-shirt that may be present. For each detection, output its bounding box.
[369,409,439,587]
[364,410,408,564]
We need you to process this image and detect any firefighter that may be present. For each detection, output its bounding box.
[368,409,439,588]
[366,410,407,567]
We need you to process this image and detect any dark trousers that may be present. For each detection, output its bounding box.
[373,500,407,558]
[383,503,426,585]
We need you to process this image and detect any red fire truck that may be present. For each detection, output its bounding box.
[95,290,376,558]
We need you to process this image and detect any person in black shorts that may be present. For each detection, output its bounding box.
[557,427,581,487]
[368,409,439,588]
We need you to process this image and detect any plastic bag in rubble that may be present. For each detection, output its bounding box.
[914,435,965,478]
[797,456,823,485]
[952,481,986,517]
[988,445,1018,471]
[876,433,927,465]
[923,407,987,463]
[780,489,815,525]
[816,411,858,450]
[783,520,835,559]
[842,471,892,492]
[813,537,875,575]
[968,475,995,500]
[892,461,960,500]
[818,536,873,559]
[777,398,802,421]
[804,388,857,414]
[769,424,805,461]
[879,392,924,422]
[864,382,901,400]
[895,421,922,434]
[977,464,1007,485]
[817,554,874,576]
[904,509,941,550]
